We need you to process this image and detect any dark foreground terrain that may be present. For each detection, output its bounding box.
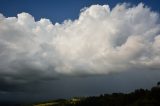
[1,85,160,106]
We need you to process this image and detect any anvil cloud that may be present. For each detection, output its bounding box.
[0,3,160,91]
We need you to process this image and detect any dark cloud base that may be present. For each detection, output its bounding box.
[0,70,160,102]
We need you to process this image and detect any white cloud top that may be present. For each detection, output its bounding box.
[0,3,160,84]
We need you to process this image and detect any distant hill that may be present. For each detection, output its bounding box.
[32,85,160,106]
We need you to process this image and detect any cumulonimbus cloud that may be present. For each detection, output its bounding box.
[0,3,160,86]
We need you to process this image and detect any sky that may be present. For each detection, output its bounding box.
[0,0,159,23]
[0,0,160,103]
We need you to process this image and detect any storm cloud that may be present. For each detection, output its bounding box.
[0,3,160,92]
